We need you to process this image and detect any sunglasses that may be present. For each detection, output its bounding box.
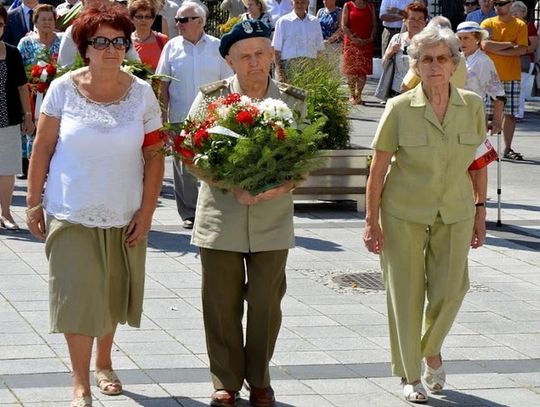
[419,54,453,65]
[88,36,130,50]
[175,16,200,23]
[133,15,154,20]
[464,2,478,6]
[493,1,511,6]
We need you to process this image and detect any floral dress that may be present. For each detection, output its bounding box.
[317,7,341,41]
[342,1,374,76]
[17,33,62,66]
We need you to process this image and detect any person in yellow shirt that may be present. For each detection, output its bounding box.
[481,0,527,160]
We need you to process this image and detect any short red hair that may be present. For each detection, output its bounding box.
[72,3,134,65]
[403,1,428,20]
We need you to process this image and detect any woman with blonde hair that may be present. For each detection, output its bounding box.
[240,0,272,28]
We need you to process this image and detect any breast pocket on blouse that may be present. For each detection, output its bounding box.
[399,132,428,147]
[458,132,483,146]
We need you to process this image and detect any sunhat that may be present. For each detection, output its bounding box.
[456,21,489,40]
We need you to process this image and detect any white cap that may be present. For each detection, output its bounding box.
[456,21,489,40]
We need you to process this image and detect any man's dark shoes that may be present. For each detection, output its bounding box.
[182,217,195,229]
[210,389,239,407]
[249,386,275,407]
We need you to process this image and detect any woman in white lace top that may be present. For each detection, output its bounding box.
[25,4,164,407]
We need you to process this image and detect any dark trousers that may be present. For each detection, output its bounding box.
[200,248,288,390]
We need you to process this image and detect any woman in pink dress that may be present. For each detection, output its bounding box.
[341,0,376,105]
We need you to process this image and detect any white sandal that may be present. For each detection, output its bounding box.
[423,362,446,393]
[401,379,428,404]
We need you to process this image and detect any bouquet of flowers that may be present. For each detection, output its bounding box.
[26,50,58,118]
[167,93,326,195]
[27,58,57,94]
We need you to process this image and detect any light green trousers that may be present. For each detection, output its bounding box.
[380,211,474,382]
[200,248,288,391]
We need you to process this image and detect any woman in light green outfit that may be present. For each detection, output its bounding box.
[364,27,488,404]
[25,4,164,407]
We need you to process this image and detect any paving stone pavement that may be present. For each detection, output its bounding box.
[1,81,539,406]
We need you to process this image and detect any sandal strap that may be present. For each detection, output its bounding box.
[403,382,428,403]
[95,369,122,393]
[423,364,446,392]
[71,396,92,407]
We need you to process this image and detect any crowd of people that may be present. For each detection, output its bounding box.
[0,0,538,406]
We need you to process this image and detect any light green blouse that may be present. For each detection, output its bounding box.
[372,85,486,225]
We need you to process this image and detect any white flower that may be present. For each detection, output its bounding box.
[216,104,231,118]
[39,70,49,82]
[256,98,294,123]
[240,95,252,105]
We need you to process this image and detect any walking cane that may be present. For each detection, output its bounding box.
[495,128,502,227]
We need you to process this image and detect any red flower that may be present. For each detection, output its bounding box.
[31,65,43,78]
[223,93,241,105]
[236,110,255,126]
[207,101,218,113]
[173,134,186,153]
[45,64,56,76]
[36,82,48,93]
[275,127,286,140]
[193,128,210,148]
[179,147,195,163]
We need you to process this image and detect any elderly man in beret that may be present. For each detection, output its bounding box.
[187,20,307,407]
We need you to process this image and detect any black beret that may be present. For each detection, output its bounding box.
[219,20,272,58]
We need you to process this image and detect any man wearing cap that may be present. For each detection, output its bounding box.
[481,0,527,160]
[188,20,306,407]
[466,0,496,24]
[156,1,232,229]
[272,0,324,82]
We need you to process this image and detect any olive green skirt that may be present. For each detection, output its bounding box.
[45,217,146,338]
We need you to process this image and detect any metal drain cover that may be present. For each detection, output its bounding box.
[332,272,385,290]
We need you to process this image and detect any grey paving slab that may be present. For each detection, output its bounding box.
[466,388,540,406]
[0,388,18,404]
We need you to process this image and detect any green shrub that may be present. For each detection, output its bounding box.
[287,56,351,150]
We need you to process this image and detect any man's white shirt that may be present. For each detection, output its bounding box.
[379,0,410,29]
[155,33,233,123]
[272,11,324,60]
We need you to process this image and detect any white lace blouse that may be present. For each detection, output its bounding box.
[40,74,162,228]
